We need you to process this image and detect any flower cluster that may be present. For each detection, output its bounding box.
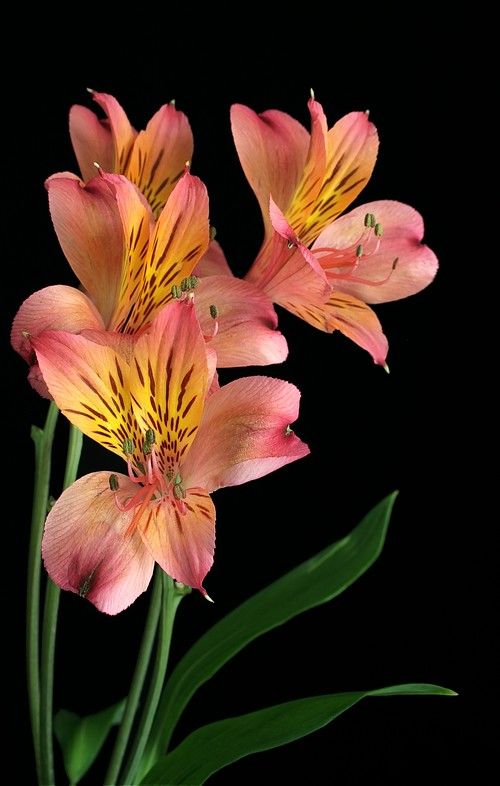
[12,91,437,614]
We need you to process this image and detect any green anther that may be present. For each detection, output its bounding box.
[173,484,186,500]
[171,284,181,299]
[364,212,376,227]
[209,304,219,319]
[210,225,217,240]
[356,244,363,258]
[145,428,156,445]
[122,437,134,455]
[143,442,152,455]
[109,474,119,492]
[174,473,182,485]
[374,223,383,237]
[166,469,174,481]
[180,275,199,292]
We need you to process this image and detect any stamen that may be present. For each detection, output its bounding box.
[364,213,376,228]
[284,425,293,436]
[310,87,315,100]
[109,474,119,491]
[209,304,219,319]
[170,98,176,106]
[181,275,198,292]
[122,437,134,455]
[374,223,383,237]
[210,225,217,241]
[171,284,181,299]
[356,244,363,258]
[287,240,296,249]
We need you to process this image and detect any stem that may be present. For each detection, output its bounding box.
[26,402,59,783]
[40,425,83,786]
[119,575,182,785]
[104,568,163,786]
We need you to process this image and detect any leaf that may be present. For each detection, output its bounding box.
[54,698,125,784]
[141,684,456,785]
[143,493,398,768]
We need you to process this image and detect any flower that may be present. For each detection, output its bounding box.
[70,90,193,216]
[12,171,287,395]
[231,97,438,365]
[34,301,309,614]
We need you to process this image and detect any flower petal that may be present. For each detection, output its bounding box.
[87,91,136,172]
[195,275,288,366]
[46,172,124,327]
[11,285,104,364]
[130,300,209,474]
[42,472,154,615]
[314,200,438,304]
[194,240,233,278]
[137,488,215,593]
[182,376,309,492]
[124,172,209,332]
[289,107,378,245]
[124,103,193,217]
[231,103,309,235]
[286,291,388,366]
[69,104,115,181]
[248,198,330,304]
[34,330,141,460]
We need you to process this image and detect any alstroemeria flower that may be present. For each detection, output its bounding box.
[34,302,308,614]
[12,171,287,394]
[231,98,438,365]
[70,90,193,216]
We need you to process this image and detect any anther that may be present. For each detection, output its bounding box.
[284,425,293,436]
[356,244,363,258]
[145,428,156,445]
[210,226,217,241]
[170,98,176,106]
[109,474,119,491]
[374,223,383,237]
[209,304,219,319]
[287,240,296,250]
[171,284,181,299]
[180,275,198,292]
[364,213,376,228]
[122,438,134,455]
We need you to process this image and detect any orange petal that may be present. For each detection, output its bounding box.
[138,487,215,593]
[34,330,142,460]
[130,301,209,475]
[69,104,115,181]
[89,91,137,172]
[124,172,209,332]
[286,290,388,365]
[124,103,193,217]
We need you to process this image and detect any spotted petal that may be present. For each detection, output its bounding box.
[125,102,193,217]
[137,488,215,593]
[34,330,141,461]
[42,472,154,615]
[130,300,209,476]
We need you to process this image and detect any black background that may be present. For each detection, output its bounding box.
[3,13,489,786]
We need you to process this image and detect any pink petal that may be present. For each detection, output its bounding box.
[88,91,137,172]
[42,472,154,615]
[248,198,330,304]
[231,103,309,234]
[11,285,105,396]
[313,200,438,304]
[195,275,288,366]
[182,376,309,492]
[138,488,215,593]
[69,104,115,181]
[11,285,104,363]
[125,102,194,217]
[194,240,233,278]
[46,173,124,327]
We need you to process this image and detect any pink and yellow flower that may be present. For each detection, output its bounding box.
[231,97,438,365]
[70,90,193,217]
[34,302,308,614]
[12,170,287,394]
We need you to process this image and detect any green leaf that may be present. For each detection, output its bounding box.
[141,684,456,785]
[143,493,398,768]
[54,699,125,784]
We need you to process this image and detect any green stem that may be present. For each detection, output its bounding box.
[119,576,182,785]
[26,402,59,783]
[104,568,163,786]
[40,425,83,786]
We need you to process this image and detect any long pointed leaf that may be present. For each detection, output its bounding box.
[144,493,397,767]
[141,683,456,785]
